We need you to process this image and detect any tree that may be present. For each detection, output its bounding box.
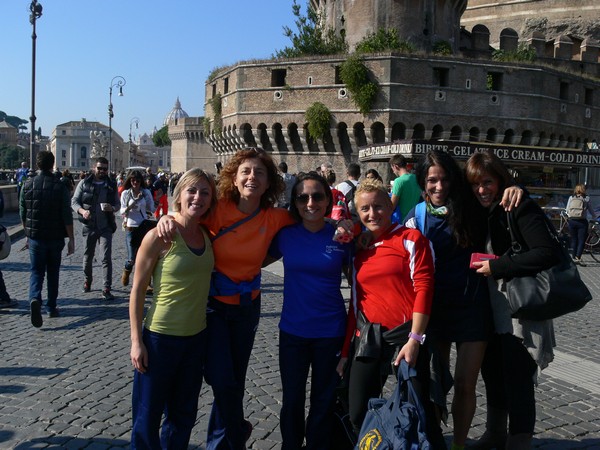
[152,126,171,147]
[275,0,347,58]
[0,111,28,131]
[0,144,28,170]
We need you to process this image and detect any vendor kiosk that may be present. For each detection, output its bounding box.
[358,139,600,226]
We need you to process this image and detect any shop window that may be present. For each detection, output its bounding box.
[271,69,287,87]
[433,68,449,87]
[486,72,502,91]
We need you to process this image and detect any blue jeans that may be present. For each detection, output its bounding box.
[279,330,343,450]
[131,328,207,449]
[28,238,65,311]
[568,218,588,259]
[205,296,261,450]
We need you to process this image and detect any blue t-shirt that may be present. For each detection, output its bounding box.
[269,222,352,338]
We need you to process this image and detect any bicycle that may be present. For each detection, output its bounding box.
[555,209,600,263]
[584,220,600,262]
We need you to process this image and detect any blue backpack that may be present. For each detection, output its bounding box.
[356,360,431,450]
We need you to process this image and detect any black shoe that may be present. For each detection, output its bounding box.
[82,281,91,293]
[48,308,60,318]
[0,298,17,309]
[146,287,154,297]
[102,289,115,300]
[243,419,253,442]
[30,299,43,328]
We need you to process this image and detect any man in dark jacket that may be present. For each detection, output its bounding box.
[71,157,119,300]
[20,151,74,327]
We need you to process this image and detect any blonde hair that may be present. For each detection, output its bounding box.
[354,179,391,207]
[172,168,217,217]
[573,183,586,196]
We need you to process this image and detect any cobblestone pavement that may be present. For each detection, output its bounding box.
[0,213,599,449]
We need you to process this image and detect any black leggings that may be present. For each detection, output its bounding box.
[348,343,446,449]
[481,333,538,435]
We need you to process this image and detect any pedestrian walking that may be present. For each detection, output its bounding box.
[71,157,119,300]
[19,151,74,327]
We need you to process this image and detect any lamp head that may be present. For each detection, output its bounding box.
[118,87,124,96]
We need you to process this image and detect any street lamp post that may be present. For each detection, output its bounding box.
[108,75,126,171]
[29,0,43,168]
[129,117,140,167]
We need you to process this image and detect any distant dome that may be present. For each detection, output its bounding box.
[163,97,189,125]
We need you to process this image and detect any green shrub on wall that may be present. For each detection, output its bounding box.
[202,117,211,135]
[339,55,379,115]
[305,102,331,140]
[493,43,537,62]
[432,40,452,56]
[210,93,223,136]
[355,28,415,54]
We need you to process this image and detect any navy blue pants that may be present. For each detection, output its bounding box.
[205,296,261,450]
[131,328,207,449]
[568,218,588,259]
[28,238,65,311]
[481,333,537,435]
[279,330,344,450]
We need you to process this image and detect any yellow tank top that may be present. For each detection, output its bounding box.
[144,227,214,336]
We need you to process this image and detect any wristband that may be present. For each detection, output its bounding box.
[408,331,426,345]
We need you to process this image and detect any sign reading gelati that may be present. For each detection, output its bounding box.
[358,140,600,168]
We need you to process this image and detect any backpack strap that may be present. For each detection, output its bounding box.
[211,208,261,242]
[344,180,357,200]
[414,201,427,234]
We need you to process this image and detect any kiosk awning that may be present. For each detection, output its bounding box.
[358,140,600,168]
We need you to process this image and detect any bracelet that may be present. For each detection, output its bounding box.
[408,331,426,345]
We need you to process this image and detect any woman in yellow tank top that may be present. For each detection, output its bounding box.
[129,168,217,449]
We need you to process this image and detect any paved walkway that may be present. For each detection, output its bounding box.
[0,212,599,449]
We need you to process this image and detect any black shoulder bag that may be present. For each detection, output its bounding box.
[505,211,592,320]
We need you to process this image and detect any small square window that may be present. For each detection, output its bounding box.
[486,72,502,91]
[271,69,287,87]
[433,68,449,87]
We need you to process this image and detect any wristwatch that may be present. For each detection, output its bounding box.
[408,331,426,345]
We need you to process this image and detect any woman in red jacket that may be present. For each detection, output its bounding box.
[338,180,446,448]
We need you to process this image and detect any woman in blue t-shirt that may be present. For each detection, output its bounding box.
[267,172,352,450]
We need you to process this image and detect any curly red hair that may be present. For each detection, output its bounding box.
[217,147,284,209]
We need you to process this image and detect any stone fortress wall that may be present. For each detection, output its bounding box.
[462,0,600,47]
[201,26,598,177]
[172,1,600,178]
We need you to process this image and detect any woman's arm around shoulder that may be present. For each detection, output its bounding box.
[489,198,560,279]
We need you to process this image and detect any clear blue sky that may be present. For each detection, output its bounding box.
[1,0,298,141]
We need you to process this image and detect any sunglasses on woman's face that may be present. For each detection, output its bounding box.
[295,192,327,204]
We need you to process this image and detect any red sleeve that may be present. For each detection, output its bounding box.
[403,229,435,315]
